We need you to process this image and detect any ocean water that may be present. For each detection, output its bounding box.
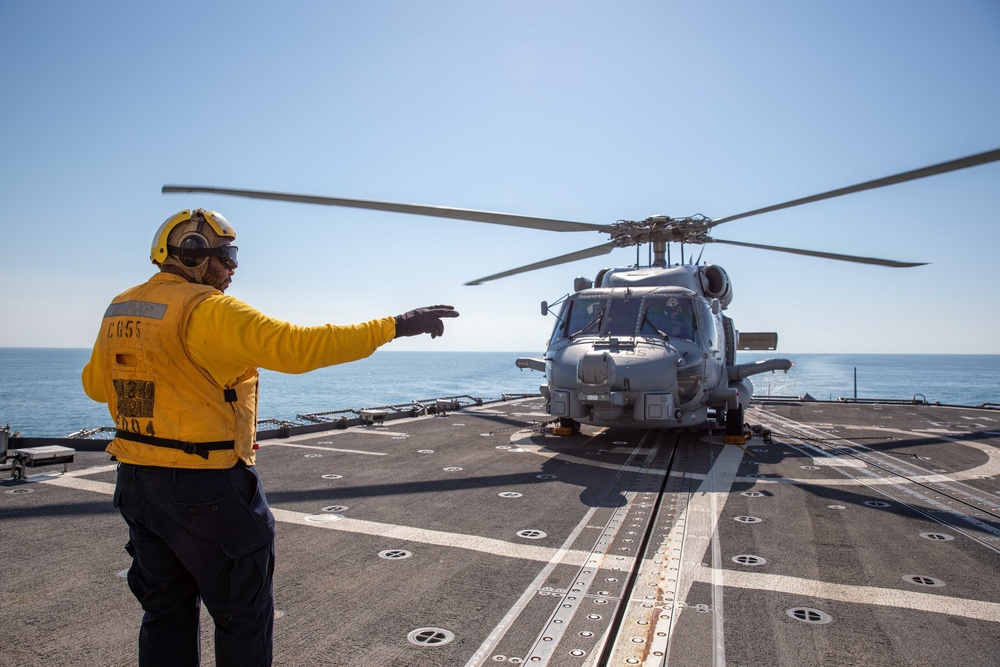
[1,348,998,437]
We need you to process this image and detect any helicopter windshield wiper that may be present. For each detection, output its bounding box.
[569,314,603,339]
[641,313,670,339]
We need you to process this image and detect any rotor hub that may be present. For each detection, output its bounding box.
[610,215,713,247]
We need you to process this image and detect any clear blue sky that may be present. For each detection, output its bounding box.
[2,1,998,353]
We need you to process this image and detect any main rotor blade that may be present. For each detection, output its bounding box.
[710,238,927,267]
[162,185,611,233]
[466,242,617,285]
[710,147,1000,227]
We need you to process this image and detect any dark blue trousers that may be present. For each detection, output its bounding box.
[114,461,276,667]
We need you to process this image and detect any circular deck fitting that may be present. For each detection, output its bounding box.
[321,505,348,513]
[569,649,586,657]
[614,441,628,445]
[499,492,523,498]
[734,516,763,524]
[417,449,434,454]
[732,554,768,566]
[537,474,557,480]
[903,574,945,587]
[740,491,765,498]
[517,529,547,539]
[864,500,891,508]
[827,505,847,510]
[786,607,833,624]
[320,474,342,480]
[6,488,33,494]
[801,465,820,470]
[273,609,285,620]
[304,453,323,458]
[443,467,464,472]
[304,514,342,523]
[379,549,413,560]
[407,627,454,647]
[495,445,511,450]
[920,532,955,541]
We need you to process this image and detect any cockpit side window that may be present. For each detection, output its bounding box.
[641,297,697,341]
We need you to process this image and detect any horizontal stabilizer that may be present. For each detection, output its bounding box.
[737,332,778,350]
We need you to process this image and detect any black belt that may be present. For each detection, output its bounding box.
[115,429,235,460]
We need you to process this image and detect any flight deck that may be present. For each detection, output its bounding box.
[2,396,999,666]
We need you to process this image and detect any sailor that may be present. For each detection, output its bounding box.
[81,209,458,667]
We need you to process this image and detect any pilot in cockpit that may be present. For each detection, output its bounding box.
[645,297,694,340]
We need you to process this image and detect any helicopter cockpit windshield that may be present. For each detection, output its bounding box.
[551,297,607,343]
[641,296,697,341]
[552,293,709,344]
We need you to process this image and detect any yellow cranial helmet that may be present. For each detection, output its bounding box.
[150,209,237,267]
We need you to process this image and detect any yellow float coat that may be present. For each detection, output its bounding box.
[83,273,396,468]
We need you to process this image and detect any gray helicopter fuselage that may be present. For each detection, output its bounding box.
[526,264,789,430]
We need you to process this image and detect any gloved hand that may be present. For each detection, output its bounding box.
[394,305,460,339]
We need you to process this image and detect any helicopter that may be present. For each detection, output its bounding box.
[163,147,1000,439]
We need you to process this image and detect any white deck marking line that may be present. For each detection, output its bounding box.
[708,450,727,667]
[33,475,604,566]
[63,464,118,477]
[751,413,1000,551]
[524,431,660,665]
[21,463,118,482]
[262,427,418,445]
[744,412,1000,486]
[37,475,116,495]
[753,412,1000,514]
[653,445,744,665]
[694,569,1000,623]
[271,507,595,565]
[259,441,387,456]
[510,434,668,476]
[463,507,601,667]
